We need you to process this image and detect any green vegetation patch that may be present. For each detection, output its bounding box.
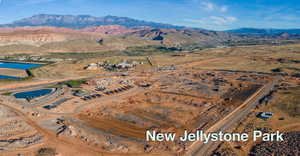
[47,45,179,59]
[59,79,87,88]
[123,45,180,56]
[1,92,13,96]
[48,51,122,59]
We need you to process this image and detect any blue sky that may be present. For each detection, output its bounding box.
[0,0,299,30]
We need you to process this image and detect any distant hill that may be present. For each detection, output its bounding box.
[0,14,185,29]
[125,28,241,48]
[0,25,244,54]
[227,28,300,35]
[0,14,299,55]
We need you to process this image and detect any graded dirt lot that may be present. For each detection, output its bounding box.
[7,69,272,155]
[211,77,300,156]
[0,68,27,77]
[0,43,299,156]
[0,67,272,155]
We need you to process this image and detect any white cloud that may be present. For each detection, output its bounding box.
[201,2,215,11]
[184,16,237,26]
[210,16,236,25]
[220,6,228,12]
[24,0,56,4]
[200,1,228,12]
[184,18,206,24]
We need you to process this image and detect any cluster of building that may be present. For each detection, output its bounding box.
[72,77,135,101]
[76,85,134,101]
[158,65,176,71]
[81,94,102,101]
[256,112,274,120]
[103,85,134,95]
[43,98,71,110]
[0,55,73,62]
[85,60,143,71]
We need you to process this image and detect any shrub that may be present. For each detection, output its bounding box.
[35,148,57,156]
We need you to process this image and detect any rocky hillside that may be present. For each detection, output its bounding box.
[227,28,300,35]
[0,25,240,51]
[0,14,184,29]
[0,27,92,46]
[226,28,300,39]
[0,26,159,54]
[3,24,298,55]
[0,26,243,53]
[125,28,241,47]
[81,25,141,35]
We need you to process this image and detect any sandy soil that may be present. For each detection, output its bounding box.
[0,68,27,77]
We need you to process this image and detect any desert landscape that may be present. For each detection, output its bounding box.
[0,2,300,156]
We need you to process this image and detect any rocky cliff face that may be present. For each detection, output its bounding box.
[0,25,242,54]
[0,14,241,48]
[0,26,111,46]
[0,27,79,45]
[126,28,241,47]
[0,33,66,45]
[0,26,77,33]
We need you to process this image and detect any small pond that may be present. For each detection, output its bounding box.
[0,62,41,70]
[0,61,42,79]
[0,75,21,79]
[14,88,54,100]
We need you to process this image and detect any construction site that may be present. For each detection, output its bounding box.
[0,64,284,155]
[0,5,300,155]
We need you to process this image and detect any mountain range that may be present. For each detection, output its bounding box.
[0,14,299,55]
[226,28,300,35]
[0,14,185,29]
[1,14,300,36]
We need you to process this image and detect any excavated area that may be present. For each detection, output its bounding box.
[0,105,43,152]
[54,70,270,154]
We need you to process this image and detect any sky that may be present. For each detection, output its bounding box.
[0,0,299,30]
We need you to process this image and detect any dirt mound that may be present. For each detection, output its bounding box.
[0,104,43,151]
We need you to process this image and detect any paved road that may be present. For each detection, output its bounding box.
[185,78,279,156]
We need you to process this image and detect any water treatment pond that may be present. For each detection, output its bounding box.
[0,75,21,79]
[0,61,41,70]
[0,61,42,79]
[14,89,54,100]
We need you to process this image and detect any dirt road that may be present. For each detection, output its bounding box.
[0,72,122,93]
[0,96,166,156]
[185,78,279,156]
